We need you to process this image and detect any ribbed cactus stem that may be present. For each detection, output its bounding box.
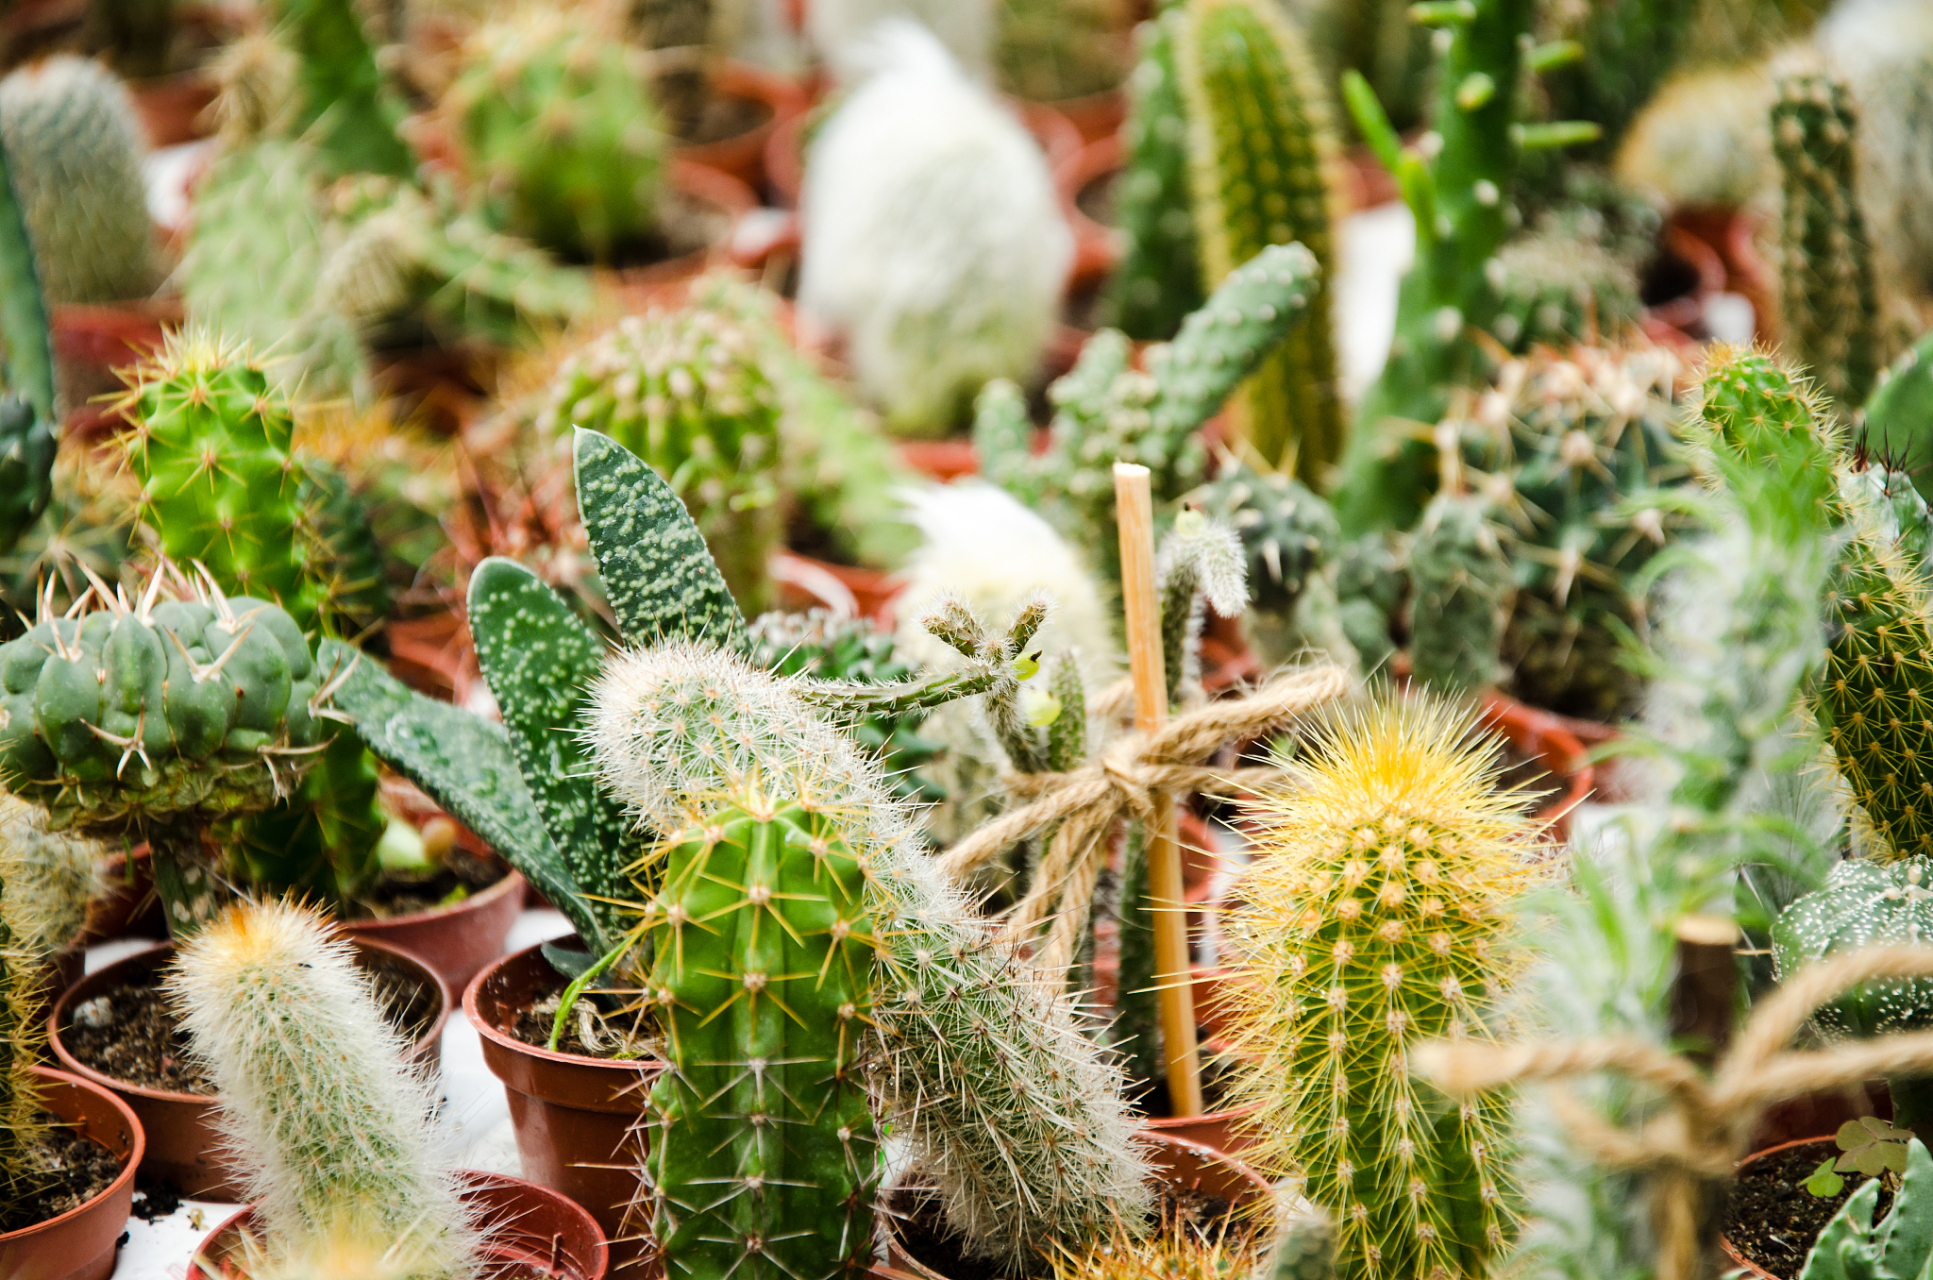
[1408,494,1511,695]
[1862,329,1933,501]
[639,794,879,1280]
[1105,10,1204,341]
[1773,74,1885,411]
[269,0,412,177]
[1176,0,1344,481]
[1223,696,1534,1280]
[169,898,472,1280]
[0,107,57,559]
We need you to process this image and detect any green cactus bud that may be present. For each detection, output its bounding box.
[1797,1136,1933,1280]
[170,898,473,1280]
[0,55,155,307]
[639,793,879,1280]
[1157,509,1249,706]
[1176,0,1345,482]
[445,9,666,261]
[267,0,413,177]
[1773,74,1887,412]
[1222,695,1535,1280]
[1104,11,1206,342]
[542,303,783,612]
[1408,494,1512,695]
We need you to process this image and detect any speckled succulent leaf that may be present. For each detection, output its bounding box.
[1105,10,1206,341]
[1774,858,1933,1039]
[1409,493,1512,695]
[573,427,746,651]
[469,556,641,936]
[642,797,879,1280]
[321,636,606,951]
[269,0,412,176]
[1175,0,1343,479]
[1798,1137,1933,1279]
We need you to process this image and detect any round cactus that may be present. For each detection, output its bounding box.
[1407,493,1513,696]
[445,10,666,261]
[1192,458,1340,621]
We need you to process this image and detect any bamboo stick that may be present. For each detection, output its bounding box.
[1113,462,1204,1116]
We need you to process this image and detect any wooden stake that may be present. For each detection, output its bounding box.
[1114,462,1204,1116]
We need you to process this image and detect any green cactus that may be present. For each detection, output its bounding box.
[639,793,880,1280]
[1535,0,1699,159]
[977,241,1322,584]
[1490,218,1644,354]
[1773,74,1887,413]
[995,0,1128,102]
[302,459,392,637]
[541,303,782,612]
[170,897,472,1279]
[268,0,413,177]
[1104,10,1205,342]
[1331,0,1600,534]
[1176,0,1345,482]
[1157,508,1249,706]
[1774,857,1933,1146]
[1861,328,1933,501]
[445,10,666,261]
[1798,1135,1933,1280]
[1300,0,1432,135]
[0,116,58,562]
[1222,695,1532,1280]
[0,55,156,307]
[1408,493,1513,695]
[1192,457,1341,636]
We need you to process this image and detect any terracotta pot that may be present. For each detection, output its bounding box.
[52,298,179,438]
[1053,133,1124,293]
[1477,688,1594,841]
[466,942,665,1274]
[1667,205,1777,346]
[881,1131,1271,1279]
[0,1066,144,1280]
[186,1169,611,1280]
[772,552,902,625]
[340,865,526,992]
[895,439,979,482]
[48,937,450,1199]
[604,160,761,309]
[1036,88,1127,145]
[1720,1135,1840,1280]
[82,846,165,943]
[130,68,218,147]
[674,61,809,194]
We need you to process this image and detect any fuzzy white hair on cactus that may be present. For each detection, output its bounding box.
[169,898,474,1280]
[806,0,993,82]
[799,20,1073,436]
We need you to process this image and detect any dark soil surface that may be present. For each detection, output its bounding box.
[346,847,507,920]
[505,964,657,1062]
[892,1182,1251,1280]
[1077,170,1117,228]
[63,951,442,1094]
[130,1177,182,1222]
[1498,742,1564,810]
[0,1118,122,1233]
[682,93,770,147]
[1723,1142,1889,1279]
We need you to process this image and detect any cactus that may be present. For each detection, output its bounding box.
[1535,0,1699,159]
[1861,329,1933,501]
[169,898,473,1280]
[0,116,57,561]
[267,0,413,177]
[1772,74,1886,412]
[636,793,880,1280]
[1049,1231,1263,1280]
[1330,0,1599,534]
[803,0,994,82]
[994,0,1128,102]
[799,21,1070,435]
[1192,457,1342,644]
[1408,494,1513,695]
[1490,221,1643,354]
[1221,695,1534,1280]
[540,303,783,612]
[301,459,391,637]
[977,241,1322,585]
[1798,1135,1933,1280]
[0,55,156,307]
[1105,11,1206,343]
[1299,0,1432,136]
[1175,0,1345,482]
[1613,65,1776,213]
[1157,509,1249,706]
[445,9,665,261]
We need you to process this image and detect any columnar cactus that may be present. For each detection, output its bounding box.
[1535,0,1699,158]
[541,304,783,611]
[1104,11,1205,342]
[267,0,413,177]
[1799,1136,1933,1280]
[637,792,881,1280]
[170,898,473,1280]
[1176,0,1344,482]
[1773,74,1886,412]
[1222,695,1534,1280]
[0,114,58,559]
[0,55,155,306]
[445,9,665,261]
[1408,494,1512,695]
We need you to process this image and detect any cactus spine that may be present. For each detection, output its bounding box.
[170,898,472,1280]
[0,56,156,307]
[1773,74,1885,411]
[1176,0,1344,482]
[1408,494,1512,695]
[268,0,412,177]
[1222,696,1534,1280]
[1104,11,1203,341]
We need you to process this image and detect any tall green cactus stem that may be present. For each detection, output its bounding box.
[1105,10,1205,342]
[0,116,57,559]
[1408,494,1512,695]
[639,794,879,1280]
[1222,695,1533,1280]
[1798,1136,1933,1280]
[542,304,782,611]
[0,56,156,307]
[1176,0,1344,482]
[1773,75,1885,412]
[1157,509,1249,706]
[1774,858,1933,1146]
[268,0,412,177]
[170,898,472,1280]
[976,242,1320,583]
[1537,0,1698,158]
[446,11,665,260]
[1331,0,1598,534]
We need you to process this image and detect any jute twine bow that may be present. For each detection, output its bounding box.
[936,664,1351,972]
[1418,945,1933,1280]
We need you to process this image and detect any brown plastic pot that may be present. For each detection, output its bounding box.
[82,846,165,943]
[186,1169,610,1280]
[0,1066,144,1280]
[339,865,526,992]
[1477,688,1594,841]
[466,942,665,1274]
[1720,1135,1839,1280]
[48,937,450,1199]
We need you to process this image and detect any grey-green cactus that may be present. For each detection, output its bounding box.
[1192,457,1341,638]
[1104,10,1204,343]
[1798,1135,1933,1280]
[1157,508,1249,706]
[1408,493,1513,695]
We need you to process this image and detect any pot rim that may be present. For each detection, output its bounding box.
[0,1065,146,1243]
[1718,1134,1843,1280]
[342,864,524,933]
[48,935,452,1105]
[464,939,667,1074]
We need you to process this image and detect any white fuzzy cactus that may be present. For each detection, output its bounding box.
[799,21,1072,436]
[806,0,993,81]
[170,899,472,1280]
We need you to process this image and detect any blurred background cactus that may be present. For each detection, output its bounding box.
[1408,492,1513,695]
[267,0,413,177]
